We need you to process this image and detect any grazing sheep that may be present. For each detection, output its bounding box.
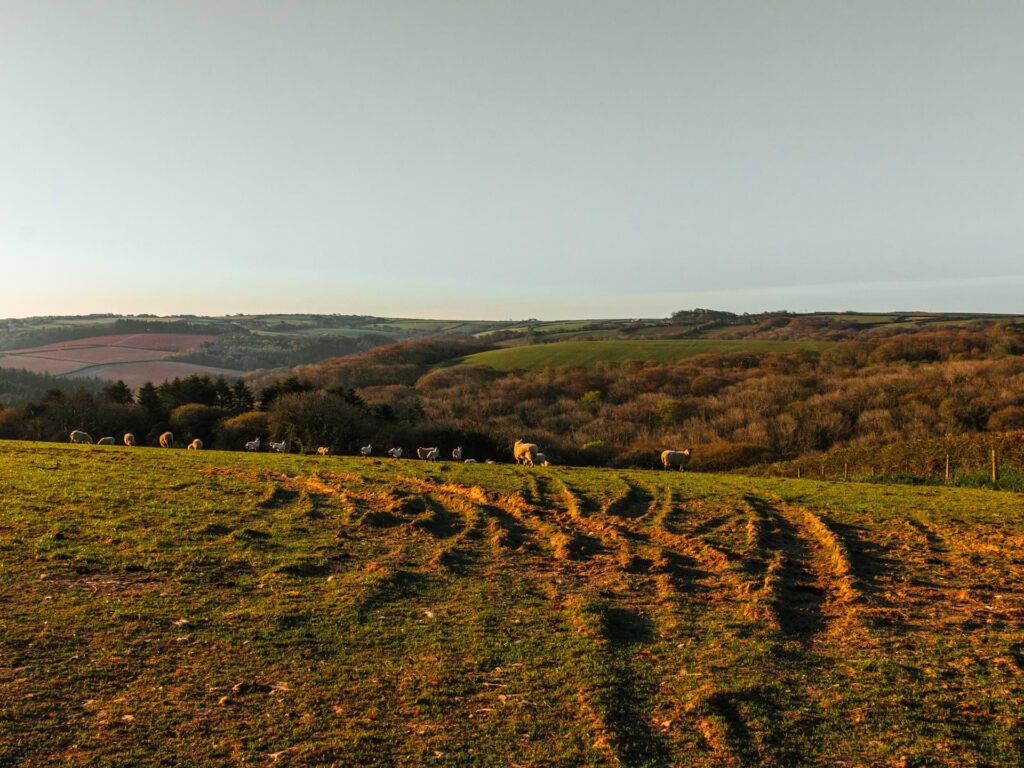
[417,447,439,461]
[69,430,93,445]
[270,440,287,453]
[123,433,136,447]
[463,459,477,464]
[535,452,551,467]
[187,438,203,450]
[485,460,496,464]
[661,448,693,471]
[387,447,403,459]
[360,443,373,457]
[514,439,539,466]
[159,431,174,448]
[452,446,463,461]
[245,437,261,451]
[317,446,330,456]
[96,437,116,446]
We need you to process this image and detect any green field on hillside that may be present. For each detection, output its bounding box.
[455,339,834,371]
[1,442,1020,766]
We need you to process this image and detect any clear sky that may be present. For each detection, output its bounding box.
[2,1,1023,320]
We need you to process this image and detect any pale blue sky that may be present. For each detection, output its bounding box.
[2,1,1023,319]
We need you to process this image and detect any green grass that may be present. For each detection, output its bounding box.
[1,442,1021,766]
[454,339,834,371]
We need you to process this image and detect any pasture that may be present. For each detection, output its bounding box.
[454,339,834,371]
[0,442,1021,766]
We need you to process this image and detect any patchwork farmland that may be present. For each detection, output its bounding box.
[0,334,242,387]
[1,442,1020,766]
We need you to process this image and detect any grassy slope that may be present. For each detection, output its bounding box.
[455,339,834,371]
[1,442,1021,767]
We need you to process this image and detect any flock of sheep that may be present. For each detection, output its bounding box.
[67,429,693,470]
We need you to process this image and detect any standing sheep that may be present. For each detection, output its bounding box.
[188,439,203,450]
[96,437,116,446]
[123,433,136,447]
[270,440,287,453]
[661,448,693,471]
[316,446,330,456]
[159,432,174,448]
[387,447,403,459]
[245,437,261,451]
[514,439,539,465]
[452,446,463,461]
[417,447,439,461]
[360,443,373,457]
[69,430,93,445]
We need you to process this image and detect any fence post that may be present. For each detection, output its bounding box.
[843,462,848,481]
[945,454,950,483]
[992,448,999,486]
[797,467,801,479]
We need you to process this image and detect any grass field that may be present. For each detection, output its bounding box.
[1,442,1020,766]
[454,340,834,371]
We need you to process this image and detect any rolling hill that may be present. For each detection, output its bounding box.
[453,339,834,371]
[1,442,1020,766]
[0,333,243,388]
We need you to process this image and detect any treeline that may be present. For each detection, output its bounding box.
[172,329,393,371]
[0,368,103,407]
[5,329,1024,469]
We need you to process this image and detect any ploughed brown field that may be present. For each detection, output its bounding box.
[0,333,242,385]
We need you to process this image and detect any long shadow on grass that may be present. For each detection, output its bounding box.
[605,480,654,519]
[744,495,826,642]
[598,607,673,767]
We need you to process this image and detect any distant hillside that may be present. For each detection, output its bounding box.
[453,339,833,371]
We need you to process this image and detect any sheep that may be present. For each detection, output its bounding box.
[417,447,439,461]
[187,438,203,450]
[513,439,539,466]
[485,460,496,464]
[661,448,693,471]
[463,459,477,464]
[69,430,93,445]
[159,431,174,448]
[360,443,373,457]
[452,446,463,461]
[316,446,330,456]
[245,437,261,451]
[123,433,136,447]
[535,452,551,467]
[96,437,116,446]
[270,440,287,453]
[387,447,403,459]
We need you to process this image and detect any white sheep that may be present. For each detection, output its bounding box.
[270,440,287,453]
[187,438,203,450]
[387,447,403,459]
[123,433,136,447]
[69,430,93,445]
[417,447,439,461]
[661,448,693,471]
[159,431,174,448]
[452,446,463,461]
[317,446,330,456]
[463,459,477,464]
[360,443,373,457]
[535,452,551,467]
[96,437,116,446]
[514,439,539,466]
[245,437,261,451]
